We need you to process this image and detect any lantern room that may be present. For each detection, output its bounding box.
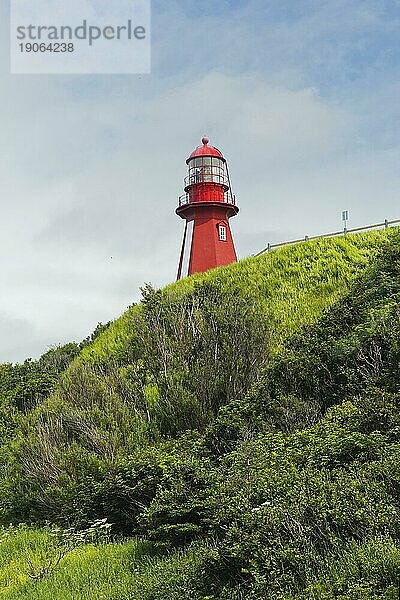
[178,137,236,206]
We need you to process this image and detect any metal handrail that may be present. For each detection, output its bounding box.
[178,191,236,207]
[256,218,400,256]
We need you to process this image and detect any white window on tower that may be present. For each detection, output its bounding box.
[219,225,227,241]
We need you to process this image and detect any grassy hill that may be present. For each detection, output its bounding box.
[0,228,399,599]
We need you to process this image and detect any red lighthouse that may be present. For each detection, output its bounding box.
[176,137,239,279]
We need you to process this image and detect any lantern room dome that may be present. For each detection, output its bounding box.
[187,137,225,163]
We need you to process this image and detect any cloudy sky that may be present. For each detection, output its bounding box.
[0,0,399,362]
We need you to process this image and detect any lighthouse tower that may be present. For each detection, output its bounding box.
[176,137,239,279]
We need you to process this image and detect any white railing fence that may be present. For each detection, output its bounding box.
[256,218,400,256]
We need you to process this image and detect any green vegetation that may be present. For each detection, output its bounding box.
[0,526,151,599]
[0,228,399,599]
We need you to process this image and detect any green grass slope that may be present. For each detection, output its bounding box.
[79,231,387,365]
[0,228,399,600]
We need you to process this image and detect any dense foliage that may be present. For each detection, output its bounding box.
[0,229,399,599]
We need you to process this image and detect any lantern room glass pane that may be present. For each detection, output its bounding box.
[213,160,224,182]
[203,165,212,181]
[212,167,221,182]
[188,163,202,182]
[194,167,203,182]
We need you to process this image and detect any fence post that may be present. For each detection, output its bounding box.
[385,219,388,229]
[267,243,271,253]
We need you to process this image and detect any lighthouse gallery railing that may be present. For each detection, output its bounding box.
[178,191,236,207]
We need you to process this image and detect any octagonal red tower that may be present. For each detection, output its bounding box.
[176,137,239,279]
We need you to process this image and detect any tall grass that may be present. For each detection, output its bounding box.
[292,537,400,599]
[78,230,393,366]
[0,527,208,600]
[0,526,145,599]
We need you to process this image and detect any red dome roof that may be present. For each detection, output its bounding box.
[187,137,225,162]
